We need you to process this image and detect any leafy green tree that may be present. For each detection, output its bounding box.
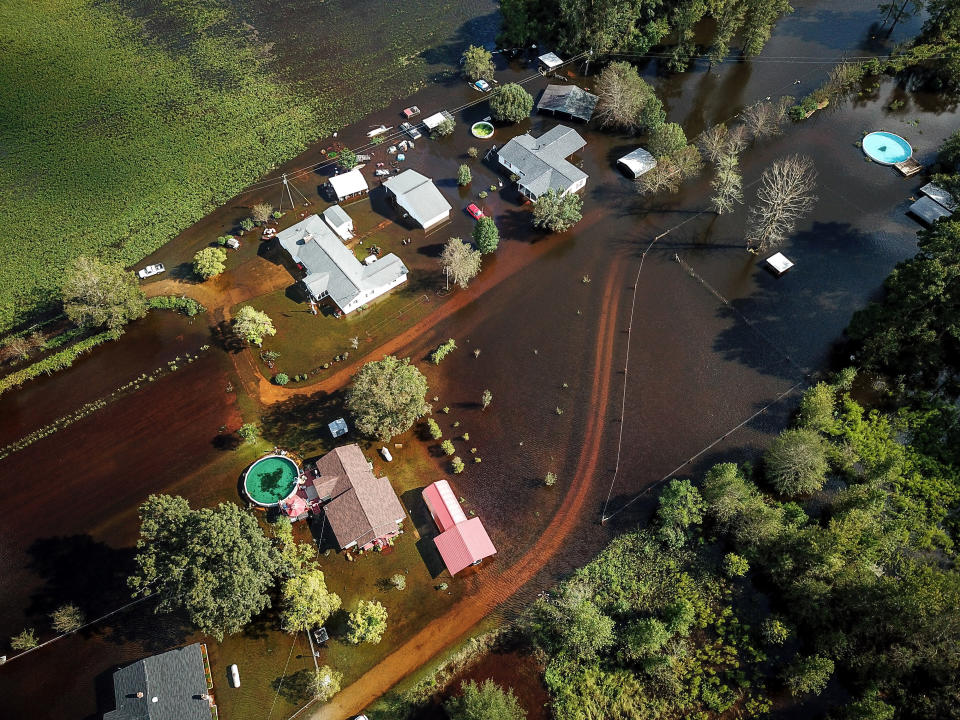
[427,418,443,439]
[441,237,483,288]
[193,247,227,280]
[462,45,495,81]
[527,582,614,660]
[237,422,260,444]
[623,617,671,660]
[280,569,342,634]
[271,518,318,577]
[50,604,85,633]
[490,83,534,123]
[336,148,358,171]
[10,628,38,651]
[761,616,791,645]
[936,128,960,171]
[390,573,406,590]
[842,693,896,720]
[63,255,147,330]
[648,122,688,158]
[457,164,472,186]
[313,665,342,702]
[346,355,430,440]
[664,597,695,636]
[446,679,527,720]
[441,439,455,455]
[473,217,500,254]
[128,495,281,640]
[432,117,456,138]
[595,61,664,131]
[452,456,465,473]
[782,654,834,697]
[765,428,829,496]
[532,189,583,233]
[346,599,388,644]
[798,382,837,432]
[723,552,750,577]
[656,478,705,534]
[233,305,276,346]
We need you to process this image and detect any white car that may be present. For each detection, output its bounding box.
[137,263,165,279]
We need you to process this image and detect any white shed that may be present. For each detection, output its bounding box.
[617,148,657,178]
[328,168,369,202]
[323,205,354,241]
[538,52,564,70]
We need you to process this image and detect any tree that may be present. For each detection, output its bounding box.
[623,617,671,660]
[128,495,280,640]
[764,428,829,496]
[532,189,583,233]
[723,552,750,577]
[232,305,276,346]
[50,604,85,633]
[336,148,358,171]
[432,117,456,138]
[452,456,465,473]
[280,569,342,634]
[441,237,482,289]
[427,418,443,439]
[62,255,147,330]
[782,654,834,696]
[710,152,743,215]
[656,478,705,537]
[741,98,790,141]
[457,164,473,186]
[441,439,455,455]
[346,355,430,440]
[345,599,388,644]
[879,0,925,37]
[251,202,273,224]
[594,61,664,131]
[10,628,37,651]
[636,145,702,196]
[446,679,527,720]
[648,122,688,158]
[761,616,791,645]
[473,217,500,254]
[271,518,317,577]
[193,247,227,280]
[490,83,534,123]
[745,154,817,252]
[528,581,614,660]
[797,382,836,432]
[237,422,260,444]
[462,45,495,81]
[313,665,342,702]
[481,389,493,409]
[390,573,406,590]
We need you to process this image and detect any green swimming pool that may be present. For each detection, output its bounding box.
[244,455,300,506]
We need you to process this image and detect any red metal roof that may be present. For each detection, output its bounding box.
[422,480,467,532]
[433,517,496,576]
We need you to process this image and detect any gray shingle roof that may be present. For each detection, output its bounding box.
[383,170,452,228]
[277,215,407,308]
[498,125,587,198]
[104,644,210,720]
[323,204,353,231]
[537,85,598,122]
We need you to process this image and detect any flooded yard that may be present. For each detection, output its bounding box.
[0,1,956,719]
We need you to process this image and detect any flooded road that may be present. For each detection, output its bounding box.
[1,0,956,717]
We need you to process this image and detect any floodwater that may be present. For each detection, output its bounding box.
[1,0,956,718]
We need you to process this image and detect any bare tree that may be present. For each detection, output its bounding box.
[746,155,818,252]
[636,145,703,196]
[698,123,730,164]
[441,237,482,289]
[594,61,662,131]
[711,153,744,215]
[740,97,792,142]
[251,202,273,224]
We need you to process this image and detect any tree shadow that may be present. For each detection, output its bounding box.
[260,389,349,453]
[272,668,318,705]
[400,488,447,579]
[211,320,247,353]
[212,432,242,451]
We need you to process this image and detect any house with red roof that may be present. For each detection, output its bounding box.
[422,480,496,576]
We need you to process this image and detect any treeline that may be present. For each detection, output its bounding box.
[524,370,960,719]
[499,0,793,69]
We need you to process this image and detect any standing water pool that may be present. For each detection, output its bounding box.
[244,454,300,505]
[862,131,913,165]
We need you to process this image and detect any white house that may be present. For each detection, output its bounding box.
[276,215,407,315]
[328,168,368,202]
[497,124,587,201]
[383,170,452,230]
[323,204,354,241]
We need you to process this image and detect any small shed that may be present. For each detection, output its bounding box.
[537,85,598,122]
[323,205,354,241]
[422,480,497,576]
[909,196,952,226]
[328,418,348,438]
[919,182,957,212]
[538,52,564,71]
[328,168,369,202]
[617,148,657,178]
[765,252,795,276]
[422,110,454,131]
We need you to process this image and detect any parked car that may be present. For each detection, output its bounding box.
[136,263,165,279]
[466,203,485,220]
[474,79,491,92]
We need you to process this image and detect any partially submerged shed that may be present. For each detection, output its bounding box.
[919,182,957,212]
[909,196,953,226]
[538,52,564,71]
[536,84,598,123]
[617,148,657,178]
[328,168,369,202]
[765,252,795,276]
[422,110,454,132]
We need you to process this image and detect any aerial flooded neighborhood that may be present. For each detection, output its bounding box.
[2,1,960,719]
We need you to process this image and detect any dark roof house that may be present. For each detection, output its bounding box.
[308,444,406,550]
[104,643,213,720]
[497,124,588,201]
[536,84,598,123]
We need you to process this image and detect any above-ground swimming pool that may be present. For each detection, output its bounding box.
[862,131,913,165]
[244,454,300,506]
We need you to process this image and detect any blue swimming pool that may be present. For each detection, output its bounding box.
[862,131,912,165]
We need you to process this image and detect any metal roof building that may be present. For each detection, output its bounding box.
[383,169,452,229]
[322,204,354,241]
[538,52,564,70]
[422,480,496,576]
[536,84,598,122]
[909,196,952,226]
[104,643,213,720]
[617,147,657,178]
[497,124,588,201]
[276,215,407,314]
[328,168,369,202]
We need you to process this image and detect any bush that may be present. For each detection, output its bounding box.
[50,604,85,634]
[441,439,455,455]
[427,418,443,439]
[467,146,479,159]
[237,423,260,444]
[545,471,557,487]
[723,552,749,578]
[472,217,499,254]
[445,678,527,720]
[782,654,834,697]
[390,573,407,590]
[452,457,465,473]
[797,382,836,432]
[761,616,791,645]
[274,373,289,386]
[193,247,227,279]
[490,83,534,123]
[240,218,255,232]
[10,628,38,651]
[764,428,829,496]
[431,338,457,364]
[147,295,206,316]
[251,202,272,224]
[457,164,472,186]
[432,117,456,139]
[648,122,688,158]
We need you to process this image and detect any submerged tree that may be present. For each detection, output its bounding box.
[251,202,273,224]
[193,247,227,280]
[711,152,744,215]
[741,97,791,142]
[445,679,527,720]
[648,122,688,159]
[594,61,665,132]
[472,217,500,254]
[346,355,430,440]
[50,604,85,634]
[745,154,817,252]
[462,45,495,81]
[441,237,483,288]
[532,189,583,233]
[280,569,341,634]
[765,428,829,496]
[636,145,702,196]
[62,255,147,330]
[490,83,534,123]
[457,164,473,186]
[345,600,389,644]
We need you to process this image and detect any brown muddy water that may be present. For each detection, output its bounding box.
[1,1,955,718]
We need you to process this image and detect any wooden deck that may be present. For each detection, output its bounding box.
[894,157,923,177]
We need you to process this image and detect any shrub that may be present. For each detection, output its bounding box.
[50,604,85,634]
[467,146,479,158]
[274,373,289,386]
[481,389,492,409]
[761,617,790,645]
[723,552,749,577]
[432,117,456,139]
[251,202,273,224]
[782,654,834,697]
[457,164,472,186]
[452,457,465,473]
[797,382,836,432]
[389,574,406,590]
[545,471,557,487]
[427,418,443,439]
[237,423,260,444]
[431,338,457,364]
[240,218,255,232]
[10,628,38,651]
[490,83,534,123]
[441,439,455,455]
[193,247,227,279]
[146,296,206,316]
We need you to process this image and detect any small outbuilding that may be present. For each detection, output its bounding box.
[422,480,496,576]
[537,84,598,123]
[328,418,348,438]
[383,169,452,230]
[104,643,214,720]
[538,52,564,71]
[422,110,454,132]
[909,196,953,226]
[617,148,657,179]
[323,205,354,241]
[919,182,957,212]
[328,168,369,202]
[765,252,795,276]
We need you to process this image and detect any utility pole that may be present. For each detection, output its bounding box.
[281,173,296,212]
[584,48,594,76]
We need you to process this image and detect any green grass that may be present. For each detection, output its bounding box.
[0,0,326,332]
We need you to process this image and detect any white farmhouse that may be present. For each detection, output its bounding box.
[497,124,587,201]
